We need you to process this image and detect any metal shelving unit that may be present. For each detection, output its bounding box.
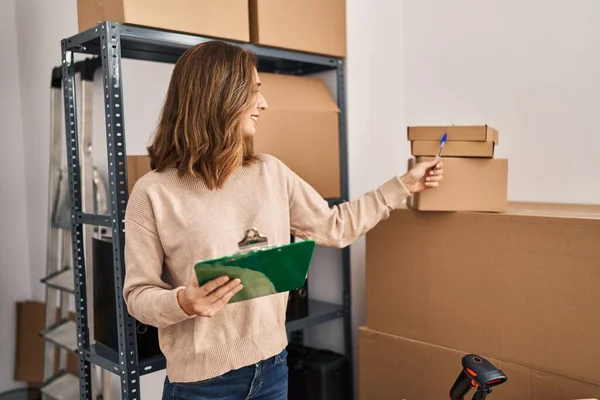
[56,21,352,400]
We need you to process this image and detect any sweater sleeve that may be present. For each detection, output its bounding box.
[285,162,411,248]
[122,184,195,329]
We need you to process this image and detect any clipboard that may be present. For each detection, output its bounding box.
[194,229,316,303]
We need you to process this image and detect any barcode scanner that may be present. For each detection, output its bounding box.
[450,354,508,400]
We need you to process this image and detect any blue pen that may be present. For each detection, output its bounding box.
[436,133,447,158]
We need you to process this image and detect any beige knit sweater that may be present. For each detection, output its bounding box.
[122,154,410,382]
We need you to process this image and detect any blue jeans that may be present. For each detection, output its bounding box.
[162,349,288,400]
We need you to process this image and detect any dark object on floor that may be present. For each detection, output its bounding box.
[287,343,351,400]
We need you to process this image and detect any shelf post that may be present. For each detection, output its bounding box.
[61,39,94,400]
[336,58,354,399]
[98,21,142,400]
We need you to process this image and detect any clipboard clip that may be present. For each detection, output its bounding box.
[237,228,270,254]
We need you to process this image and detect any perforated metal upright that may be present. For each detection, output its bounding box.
[60,45,96,400]
[61,26,141,400]
[60,21,353,400]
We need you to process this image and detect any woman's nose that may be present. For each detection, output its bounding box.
[258,93,268,110]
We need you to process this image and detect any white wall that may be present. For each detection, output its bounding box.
[402,0,600,204]
[14,0,82,303]
[0,0,32,392]
[345,0,407,385]
[2,0,599,396]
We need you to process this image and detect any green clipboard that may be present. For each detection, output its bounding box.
[194,229,316,304]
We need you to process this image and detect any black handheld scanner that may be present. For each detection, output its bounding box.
[450,354,507,400]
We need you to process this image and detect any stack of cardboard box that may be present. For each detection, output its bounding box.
[360,202,600,399]
[76,0,346,57]
[124,72,341,200]
[80,1,346,200]
[407,125,508,212]
[362,123,599,398]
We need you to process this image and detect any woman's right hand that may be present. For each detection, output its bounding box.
[177,276,244,317]
[400,156,444,194]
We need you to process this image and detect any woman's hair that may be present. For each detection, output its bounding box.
[147,41,261,190]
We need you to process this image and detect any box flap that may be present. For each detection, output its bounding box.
[259,73,339,113]
[504,201,600,220]
[400,201,600,220]
[406,196,600,219]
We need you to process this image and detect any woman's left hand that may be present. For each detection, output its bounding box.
[400,157,444,194]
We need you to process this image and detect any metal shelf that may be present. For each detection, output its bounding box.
[64,22,340,74]
[42,373,80,400]
[80,301,344,374]
[42,320,78,353]
[140,354,167,375]
[83,343,120,375]
[77,212,111,227]
[83,342,167,376]
[286,300,345,333]
[42,268,75,293]
[60,20,352,400]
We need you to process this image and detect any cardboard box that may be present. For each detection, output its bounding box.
[407,157,508,212]
[359,326,600,400]
[125,73,342,200]
[411,140,495,157]
[365,203,600,385]
[407,125,499,143]
[14,301,79,384]
[77,0,250,42]
[249,0,346,57]
[253,72,341,199]
[126,155,152,193]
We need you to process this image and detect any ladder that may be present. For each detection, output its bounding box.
[39,57,109,400]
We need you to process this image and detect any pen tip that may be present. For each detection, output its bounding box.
[441,133,447,143]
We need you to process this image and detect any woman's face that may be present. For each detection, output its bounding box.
[241,68,268,136]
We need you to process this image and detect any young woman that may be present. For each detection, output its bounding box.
[122,41,443,400]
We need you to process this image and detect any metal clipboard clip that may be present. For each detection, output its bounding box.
[237,228,271,254]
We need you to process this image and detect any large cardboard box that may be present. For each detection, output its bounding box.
[407,157,508,212]
[249,0,346,57]
[359,326,600,400]
[365,203,600,385]
[77,0,250,42]
[125,74,343,200]
[254,72,341,199]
